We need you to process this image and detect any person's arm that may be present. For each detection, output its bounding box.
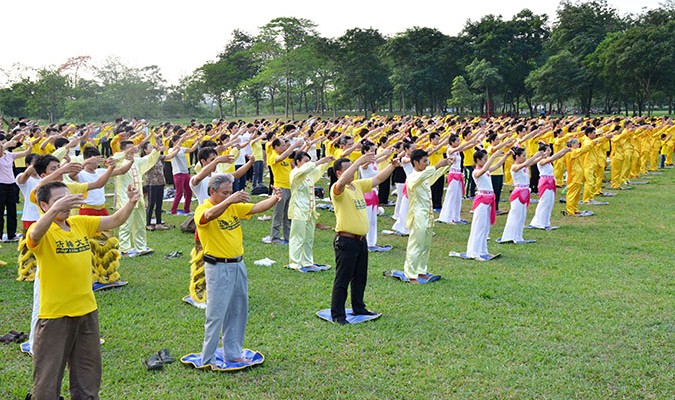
[184,135,204,154]
[28,194,85,246]
[191,154,235,187]
[488,151,510,173]
[232,155,255,179]
[512,151,544,171]
[200,191,251,224]
[474,150,503,178]
[111,158,133,177]
[274,140,303,164]
[540,147,571,165]
[249,188,281,214]
[333,153,372,196]
[370,157,400,187]
[86,159,116,190]
[97,186,141,231]
[16,163,36,185]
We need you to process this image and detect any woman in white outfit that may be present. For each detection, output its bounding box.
[438,134,479,224]
[498,148,543,243]
[464,148,509,259]
[392,142,415,235]
[359,142,394,251]
[529,143,571,229]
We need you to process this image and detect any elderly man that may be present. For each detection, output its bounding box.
[195,174,280,366]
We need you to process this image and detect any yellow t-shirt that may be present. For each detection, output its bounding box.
[462,141,475,167]
[331,179,372,235]
[195,199,254,259]
[268,152,292,189]
[251,140,263,160]
[427,145,446,166]
[27,216,100,318]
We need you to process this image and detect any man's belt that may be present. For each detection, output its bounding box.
[203,254,243,264]
[336,231,366,241]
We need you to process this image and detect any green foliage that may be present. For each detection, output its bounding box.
[448,75,476,114]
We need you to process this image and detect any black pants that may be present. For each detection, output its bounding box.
[378,177,391,205]
[530,164,540,194]
[146,185,164,226]
[464,166,476,197]
[234,165,247,192]
[100,140,112,158]
[163,162,174,185]
[491,175,504,211]
[430,175,444,209]
[331,235,368,321]
[0,182,17,239]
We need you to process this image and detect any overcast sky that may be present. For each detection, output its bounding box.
[1,0,663,86]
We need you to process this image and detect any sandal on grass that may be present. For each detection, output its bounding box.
[144,354,163,371]
[157,348,175,364]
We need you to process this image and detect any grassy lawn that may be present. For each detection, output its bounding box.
[1,168,673,399]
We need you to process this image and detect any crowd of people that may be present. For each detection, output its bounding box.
[1,112,673,398]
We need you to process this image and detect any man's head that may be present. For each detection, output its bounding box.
[36,181,69,219]
[333,157,352,179]
[410,149,429,171]
[198,147,218,166]
[34,155,61,178]
[208,174,234,204]
[271,138,289,155]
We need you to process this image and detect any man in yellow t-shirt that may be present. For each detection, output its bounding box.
[194,174,280,367]
[330,153,398,325]
[27,181,140,399]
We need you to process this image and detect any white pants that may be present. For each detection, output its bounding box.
[288,216,316,269]
[392,194,410,235]
[437,179,462,223]
[366,205,378,247]
[392,183,405,220]
[501,199,528,242]
[529,188,554,228]
[28,271,40,350]
[466,203,491,258]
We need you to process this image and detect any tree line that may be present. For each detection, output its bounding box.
[0,0,673,123]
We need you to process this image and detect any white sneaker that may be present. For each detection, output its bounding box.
[262,236,272,244]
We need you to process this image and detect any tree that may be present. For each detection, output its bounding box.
[466,59,502,116]
[333,28,391,116]
[448,75,476,114]
[525,50,580,114]
[547,0,624,116]
[28,69,70,123]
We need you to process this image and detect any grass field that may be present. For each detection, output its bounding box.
[1,168,673,399]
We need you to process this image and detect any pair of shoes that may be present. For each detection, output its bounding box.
[154,223,173,230]
[272,239,289,245]
[146,225,156,231]
[144,348,175,370]
[261,236,272,244]
[164,251,182,259]
[1,330,27,344]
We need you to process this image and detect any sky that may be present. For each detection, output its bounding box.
[1,0,664,86]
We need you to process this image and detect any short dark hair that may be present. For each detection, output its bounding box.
[83,146,101,159]
[511,147,525,159]
[34,155,60,176]
[333,157,351,173]
[36,181,67,205]
[292,151,310,165]
[410,149,428,164]
[473,149,488,163]
[120,140,134,150]
[198,147,217,163]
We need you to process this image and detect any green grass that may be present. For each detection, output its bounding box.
[1,169,673,399]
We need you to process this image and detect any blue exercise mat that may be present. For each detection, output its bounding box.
[448,251,501,261]
[383,270,441,284]
[182,295,207,309]
[496,238,536,244]
[525,225,560,230]
[181,348,264,371]
[92,281,127,292]
[285,264,331,273]
[316,308,381,324]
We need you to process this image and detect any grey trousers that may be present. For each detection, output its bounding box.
[270,188,291,241]
[201,260,248,364]
[33,310,101,400]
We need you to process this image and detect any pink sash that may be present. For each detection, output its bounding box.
[401,183,408,198]
[364,190,379,207]
[509,187,531,207]
[538,176,556,196]
[447,172,465,196]
[472,193,496,225]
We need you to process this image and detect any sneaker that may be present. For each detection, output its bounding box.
[272,239,289,245]
[262,236,272,244]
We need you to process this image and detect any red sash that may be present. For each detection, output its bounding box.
[538,176,556,196]
[472,193,496,225]
[509,187,531,207]
[446,172,465,196]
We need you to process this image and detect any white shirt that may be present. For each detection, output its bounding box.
[77,168,107,206]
